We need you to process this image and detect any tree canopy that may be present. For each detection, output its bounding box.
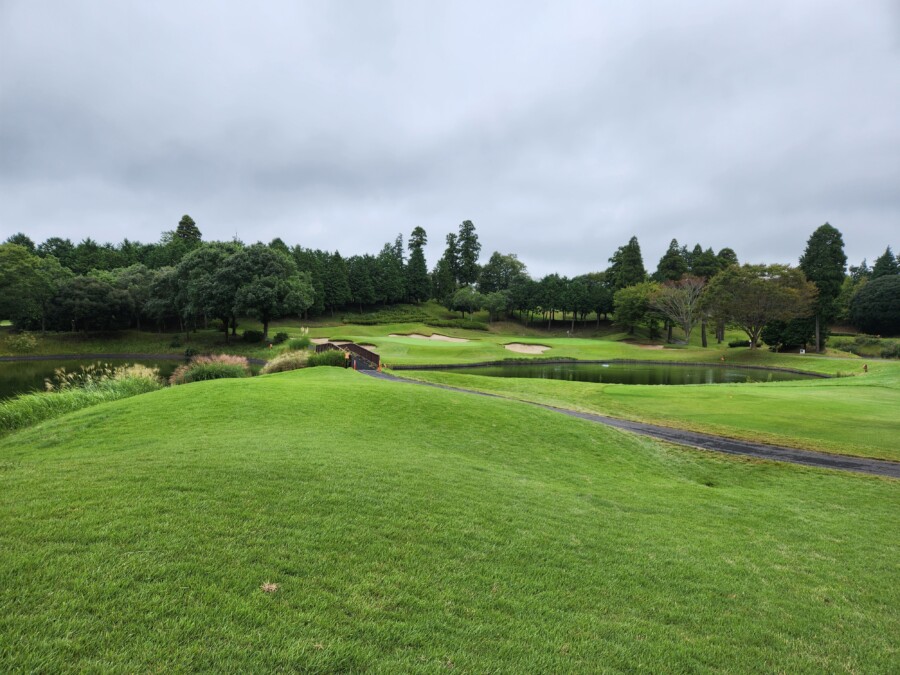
[799,223,847,351]
[703,264,817,349]
[849,275,900,336]
[608,236,646,290]
[406,227,430,303]
[456,220,482,286]
[175,215,203,243]
[871,246,899,279]
[650,276,705,343]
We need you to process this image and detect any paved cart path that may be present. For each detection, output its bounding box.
[363,370,900,479]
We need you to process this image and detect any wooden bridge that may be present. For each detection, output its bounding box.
[314,342,380,370]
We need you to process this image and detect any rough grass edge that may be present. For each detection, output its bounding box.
[0,376,163,438]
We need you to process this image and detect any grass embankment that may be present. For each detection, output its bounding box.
[1,369,897,671]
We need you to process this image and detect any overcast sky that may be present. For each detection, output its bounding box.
[1,1,898,277]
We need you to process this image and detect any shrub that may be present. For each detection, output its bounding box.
[242,330,265,343]
[169,354,251,385]
[342,307,431,325]
[827,336,855,354]
[306,349,348,368]
[425,319,489,331]
[826,334,898,358]
[6,332,38,352]
[184,347,199,359]
[880,342,900,359]
[286,336,311,351]
[271,332,290,345]
[169,336,182,348]
[260,350,309,374]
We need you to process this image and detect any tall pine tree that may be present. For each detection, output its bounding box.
[406,226,430,303]
[175,215,202,244]
[799,223,846,352]
[456,220,482,286]
[607,236,646,290]
[654,239,688,281]
[871,246,899,279]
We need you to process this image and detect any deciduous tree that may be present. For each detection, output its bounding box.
[650,276,705,343]
[226,244,314,337]
[0,244,72,330]
[479,252,528,294]
[703,264,817,349]
[613,281,660,335]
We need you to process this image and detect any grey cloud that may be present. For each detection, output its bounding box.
[1,1,898,277]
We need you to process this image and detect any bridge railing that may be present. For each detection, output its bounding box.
[313,342,380,367]
[343,343,380,367]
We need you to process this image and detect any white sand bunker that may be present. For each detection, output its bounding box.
[388,333,469,343]
[504,343,550,354]
[311,338,352,345]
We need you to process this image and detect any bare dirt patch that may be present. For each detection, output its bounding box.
[388,333,469,343]
[504,343,550,354]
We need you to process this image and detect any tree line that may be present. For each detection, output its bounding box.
[2,216,898,343]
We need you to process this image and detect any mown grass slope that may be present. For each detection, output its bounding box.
[401,363,900,462]
[1,369,897,671]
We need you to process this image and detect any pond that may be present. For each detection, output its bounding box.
[0,358,182,400]
[441,362,819,385]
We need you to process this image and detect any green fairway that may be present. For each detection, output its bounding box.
[1,369,897,671]
[400,364,900,462]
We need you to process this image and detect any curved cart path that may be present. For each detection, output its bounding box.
[364,371,900,479]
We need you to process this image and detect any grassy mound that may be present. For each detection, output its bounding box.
[0,369,896,671]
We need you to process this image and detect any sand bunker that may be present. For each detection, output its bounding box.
[623,340,665,350]
[310,338,351,345]
[504,343,550,354]
[388,333,469,343]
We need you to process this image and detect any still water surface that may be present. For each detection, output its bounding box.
[445,362,817,385]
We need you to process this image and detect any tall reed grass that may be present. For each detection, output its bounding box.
[260,350,308,374]
[1,364,163,437]
[306,349,348,367]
